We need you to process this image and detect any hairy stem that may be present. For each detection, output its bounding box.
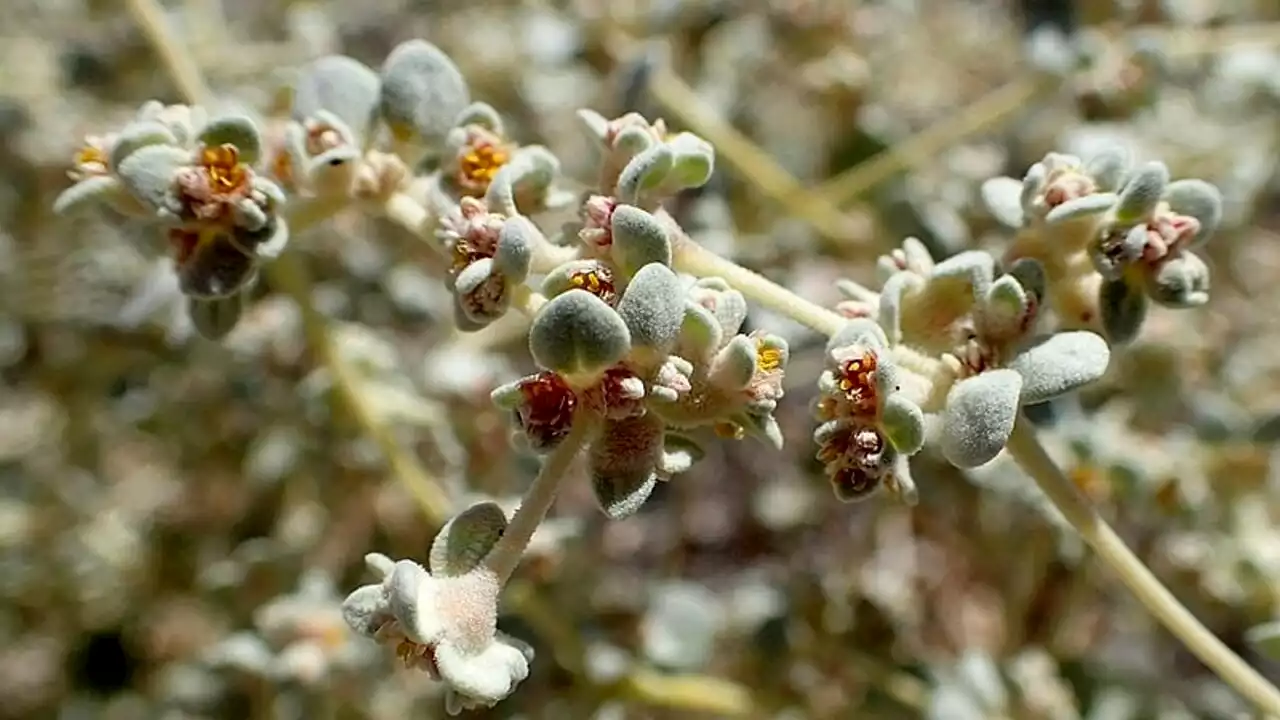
[485,419,592,585]
[673,238,847,336]
[1005,414,1280,715]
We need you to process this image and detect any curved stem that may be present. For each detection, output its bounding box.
[1005,414,1280,715]
[485,419,592,585]
[673,239,846,336]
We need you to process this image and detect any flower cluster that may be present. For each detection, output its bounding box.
[1086,164,1222,342]
[270,54,380,197]
[439,103,513,198]
[491,195,789,519]
[55,101,291,337]
[981,148,1223,344]
[341,503,533,715]
[813,320,923,503]
[817,235,1115,500]
[427,103,782,522]
[436,197,535,330]
[576,109,716,209]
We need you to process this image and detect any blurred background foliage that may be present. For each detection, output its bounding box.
[4,0,1280,718]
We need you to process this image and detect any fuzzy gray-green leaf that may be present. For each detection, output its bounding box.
[293,55,381,141]
[980,176,1024,228]
[826,318,888,355]
[616,144,673,204]
[678,301,723,359]
[493,217,534,283]
[198,114,263,164]
[1099,277,1147,344]
[1145,252,1210,308]
[590,414,664,519]
[575,109,610,145]
[454,101,504,133]
[881,394,925,455]
[1113,161,1168,224]
[1007,331,1110,405]
[378,40,470,146]
[529,289,631,377]
[940,370,1022,469]
[616,263,685,358]
[188,294,246,340]
[1163,179,1222,249]
[1007,258,1046,301]
[485,146,560,215]
[660,434,704,476]
[387,560,428,638]
[115,144,188,213]
[429,501,508,577]
[109,121,178,169]
[1044,192,1116,225]
[490,379,525,410]
[689,278,748,338]
[708,335,757,391]
[1084,146,1131,192]
[663,132,715,190]
[52,176,126,216]
[610,204,672,276]
[876,271,923,345]
[930,250,995,300]
[341,584,389,637]
[978,275,1032,338]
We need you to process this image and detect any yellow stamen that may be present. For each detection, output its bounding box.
[714,421,745,440]
[199,144,247,193]
[460,145,509,187]
[75,144,108,167]
[569,268,616,303]
[755,339,782,372]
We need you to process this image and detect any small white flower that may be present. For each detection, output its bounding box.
[341,502,533,714]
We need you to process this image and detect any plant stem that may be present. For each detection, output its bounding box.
[813,76,1048,207]
[126,0,213,104]
[616,668,753,716]
[383,191,435,237]
[484,419,592,585]
[1004,414,1280,716]
[265,255,454,525]
[599,26,864,245]
[673,238,847,337]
